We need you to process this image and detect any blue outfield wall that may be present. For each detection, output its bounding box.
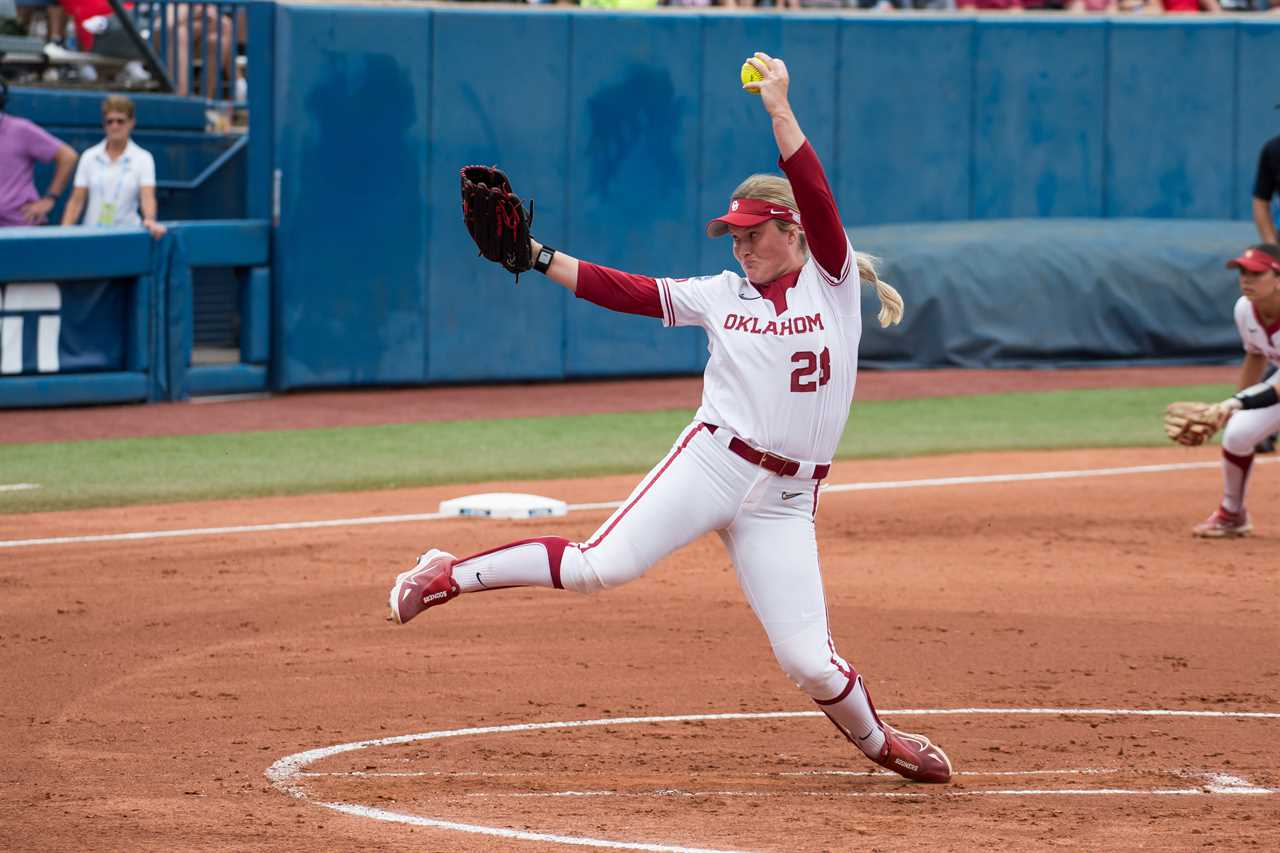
[268,8,1280,390]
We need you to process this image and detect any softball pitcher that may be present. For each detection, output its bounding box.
[390,53,952,783]
[1188,244,1280,538]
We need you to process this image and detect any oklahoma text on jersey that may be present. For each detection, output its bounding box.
[722,312,824,336]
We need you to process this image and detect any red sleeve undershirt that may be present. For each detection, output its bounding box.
[779,141,849,282]
[575,262,664,318]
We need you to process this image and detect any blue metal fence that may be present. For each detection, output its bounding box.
[133,0,250,104]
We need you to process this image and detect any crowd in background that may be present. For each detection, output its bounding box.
[3,0,246,102]
[473,0,1270,11]
[3,0,1275,26]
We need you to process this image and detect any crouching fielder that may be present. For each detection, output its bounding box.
[389,53,951,783]
[1190,244,1280,538]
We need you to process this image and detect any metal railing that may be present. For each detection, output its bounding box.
[112,0,250,105]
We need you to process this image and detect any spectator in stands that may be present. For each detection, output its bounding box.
[1136,0,1222,10]
[165,3,234,98]
[1068,0,1116,12]
[14,0,67,48]
[0,79,77,226]
[57,0,149,83]
[60,94,165,238]
[954,0,1025,9]
[60,0,131,57]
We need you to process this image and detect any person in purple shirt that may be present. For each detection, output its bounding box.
[0,79,78,227]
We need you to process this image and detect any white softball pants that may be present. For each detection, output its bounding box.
[1216,399,1280,513]
[450,422,883,751]
[1221,403,1280,457]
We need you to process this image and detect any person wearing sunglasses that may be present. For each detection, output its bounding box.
[61,95,165,239]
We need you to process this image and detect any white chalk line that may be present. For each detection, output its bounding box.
[0,483,39,493]
[267,707,1280,853]
[465,780,1276,800]
[4,457,1272,550]
[0,511,454,549]
[821,457,1278,494]
[299,767,1126,781]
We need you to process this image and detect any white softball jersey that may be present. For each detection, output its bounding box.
[1222,295,1280,456]
[1233,296,1280,373]
[656,246,859,465]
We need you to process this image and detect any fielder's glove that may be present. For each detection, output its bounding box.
[460,165,534,280]
[1162,401,1233,447]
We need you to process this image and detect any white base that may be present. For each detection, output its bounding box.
[439,492,568,520]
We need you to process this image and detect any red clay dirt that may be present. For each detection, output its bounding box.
[2,444,1278,852]
[0,365,1238,444]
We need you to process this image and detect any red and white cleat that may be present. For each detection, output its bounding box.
[1191,507,1253,539]
[388,549,459,625]
[874,724,953,784]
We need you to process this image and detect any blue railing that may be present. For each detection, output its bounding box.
[132,0,250,104]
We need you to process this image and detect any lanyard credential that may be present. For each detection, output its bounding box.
[96,149,132,226]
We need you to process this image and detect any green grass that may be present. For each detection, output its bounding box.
[0,383,1232,514]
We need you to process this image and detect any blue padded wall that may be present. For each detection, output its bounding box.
[564,13,706,377]
[972,21,1107,219]
[7,88,208,130]
[265,10,1280,389]
[698,16,839,279]
[1235,22,1280,221]
[272,5,433,389]
[1106,21,1236,219]
[425,9,570,383]
[838,19,973,227]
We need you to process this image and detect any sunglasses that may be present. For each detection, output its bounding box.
[103,117,129,126]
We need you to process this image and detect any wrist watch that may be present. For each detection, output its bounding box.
[534,245,556,274]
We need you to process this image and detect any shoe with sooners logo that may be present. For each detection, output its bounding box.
[388,549,459,625]
[875,724,953,783]
[1191,507,1252,539]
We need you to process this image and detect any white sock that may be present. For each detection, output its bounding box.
[820,676,885,759]
[1221,450,1254,514]
[452,537,569,593]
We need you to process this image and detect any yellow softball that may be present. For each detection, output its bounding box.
[740,61,763,94]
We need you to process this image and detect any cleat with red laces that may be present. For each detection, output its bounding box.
[388,549,459,625]
[1191,507,1252,539]
[874,724,953,784]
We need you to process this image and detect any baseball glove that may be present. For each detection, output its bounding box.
[1163,401,1231,447]
[460,165,534,280]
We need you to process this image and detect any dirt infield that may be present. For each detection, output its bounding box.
[3,445,1277,852]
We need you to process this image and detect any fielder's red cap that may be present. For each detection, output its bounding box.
[1226,244,1280,273]
[706,198,802,238]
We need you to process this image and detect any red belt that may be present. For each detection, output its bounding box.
[703,423,830,480]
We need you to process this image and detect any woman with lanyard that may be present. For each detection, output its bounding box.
[61,95,165,239]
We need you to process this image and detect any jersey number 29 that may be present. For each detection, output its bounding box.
[790,348,831,392]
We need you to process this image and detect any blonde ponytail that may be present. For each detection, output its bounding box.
[855,252,904,328]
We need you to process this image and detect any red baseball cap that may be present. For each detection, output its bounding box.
[1226,244,1280,273]
[706,197,802,237]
